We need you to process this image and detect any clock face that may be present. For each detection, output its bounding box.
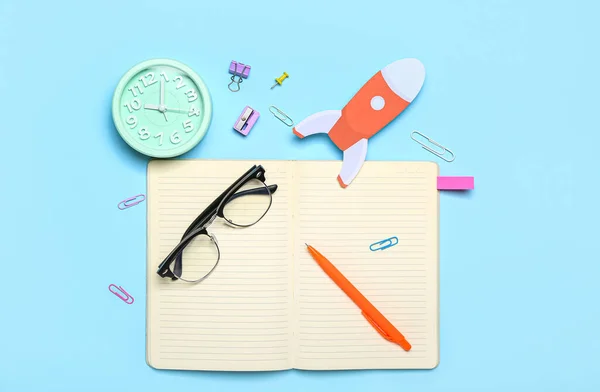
[112,59,212,158]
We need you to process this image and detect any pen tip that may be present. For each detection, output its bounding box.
[400,340,412,351]
[305,243,308,247]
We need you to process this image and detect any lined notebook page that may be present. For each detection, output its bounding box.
[292,161,439,370]
[147,160,294,371]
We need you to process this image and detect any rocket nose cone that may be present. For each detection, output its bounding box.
[381,58,425,103]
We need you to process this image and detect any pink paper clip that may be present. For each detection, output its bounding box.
[109,284,134,304]
[118,194,145,210]
[437,176,474,190]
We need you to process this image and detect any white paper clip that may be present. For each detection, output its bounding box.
[269,106,294,127]
[411,131,455,162]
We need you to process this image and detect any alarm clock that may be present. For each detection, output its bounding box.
[112,59,212,158]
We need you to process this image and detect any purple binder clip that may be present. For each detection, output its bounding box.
[228,61,251,92]
[233,106,259,136]
[229,61,251,78]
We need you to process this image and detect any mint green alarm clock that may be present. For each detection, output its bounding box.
[112,59,212,158]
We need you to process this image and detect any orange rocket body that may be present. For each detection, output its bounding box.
[328,71,411,151]
[293,58,425,188]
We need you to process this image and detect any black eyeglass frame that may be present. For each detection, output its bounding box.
[156,165,278,282]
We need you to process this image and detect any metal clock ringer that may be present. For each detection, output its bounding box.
[112,59,212,158]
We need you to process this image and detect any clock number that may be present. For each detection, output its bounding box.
[185,89,198,102]
[131,98,141,110]
[138,127,150,140]
[170,131,181,144]
[124,98,141,113]
[139,72,157,87]
[126,115,138,129]
[183,120,194,133]
[154,132,164,146]
[174,76,186,90]
[188,106,200,117]
[127,84,143,97]
[160,72,169,82]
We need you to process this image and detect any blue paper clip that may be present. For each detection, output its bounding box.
[369,236,398,251]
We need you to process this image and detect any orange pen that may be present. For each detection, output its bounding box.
[305,244,411,351]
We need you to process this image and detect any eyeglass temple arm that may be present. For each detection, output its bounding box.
[181,184,278,238]
[180,166,262,239]
[227,184,278,203]
[181,184,277,238]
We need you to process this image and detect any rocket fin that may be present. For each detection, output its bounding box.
[337,138,368,188]
[293,110,341,138]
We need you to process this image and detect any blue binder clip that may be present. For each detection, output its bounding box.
[369,236,398,251]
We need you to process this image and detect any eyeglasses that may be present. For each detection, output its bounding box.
[157,165,278,283]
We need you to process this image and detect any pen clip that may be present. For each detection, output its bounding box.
[362,311,394,343]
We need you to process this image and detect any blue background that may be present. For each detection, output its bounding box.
[1,0,599,391]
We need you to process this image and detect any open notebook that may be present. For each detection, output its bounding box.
[146,159,439,371]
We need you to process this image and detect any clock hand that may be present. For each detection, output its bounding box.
[164,107,188,114]
[159,80,169,122]
[145,104,186,116]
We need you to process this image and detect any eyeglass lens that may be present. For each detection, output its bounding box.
[222,178,272,227]
[174,233,220,282]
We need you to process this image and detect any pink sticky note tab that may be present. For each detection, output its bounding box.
[437,176,474,190]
